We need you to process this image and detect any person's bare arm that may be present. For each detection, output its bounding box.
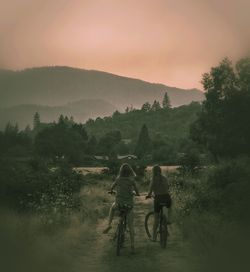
[110,180,117,191]
[133,180,140,196]
[146,180,154,198]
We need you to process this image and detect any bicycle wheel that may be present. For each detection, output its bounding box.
[160,215,168,248]
[145,211,154,240]
[116,222,124,256]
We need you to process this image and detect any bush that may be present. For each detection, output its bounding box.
[0,159,84,225]
[178,149,201,174]
[175,157,250,224]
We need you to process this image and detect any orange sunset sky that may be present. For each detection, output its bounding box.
[0,0,250,89]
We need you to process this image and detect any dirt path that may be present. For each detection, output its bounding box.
[71,195,200,272]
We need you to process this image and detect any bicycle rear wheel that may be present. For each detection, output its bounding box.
[116,222,124,256]
[160,215,168,248]
[145,211,154,240]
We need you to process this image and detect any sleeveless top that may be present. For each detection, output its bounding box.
[150,175,169,196]
[115,177,136,206]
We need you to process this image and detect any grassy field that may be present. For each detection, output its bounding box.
[1,168,249,272]
[0,173,202,272]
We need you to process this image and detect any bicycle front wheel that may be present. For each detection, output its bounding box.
[145,211,154,240]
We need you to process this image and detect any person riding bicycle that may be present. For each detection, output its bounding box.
[103,163,140,252]
[146,165,172,241]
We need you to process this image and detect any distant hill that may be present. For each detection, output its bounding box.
[0,99,116,130]
[0,66,204,110]
[84,102,202,143]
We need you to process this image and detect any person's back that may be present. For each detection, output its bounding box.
[103,163,139,253]
[146,165,172,241]
[150,175,169,196]
[116,176,136,206]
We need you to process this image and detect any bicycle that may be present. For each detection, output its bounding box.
[144,196,169,248]
[108,191,133,256]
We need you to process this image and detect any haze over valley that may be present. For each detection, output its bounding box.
[0,66,204,129]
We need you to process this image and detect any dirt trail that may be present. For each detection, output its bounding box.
[71,195,200,272]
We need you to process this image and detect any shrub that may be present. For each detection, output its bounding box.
[0,159,84,225]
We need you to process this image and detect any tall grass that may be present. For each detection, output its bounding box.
[171,157,250,272]
[0,175,113,272]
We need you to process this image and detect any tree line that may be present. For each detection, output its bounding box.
[0,92,201,166]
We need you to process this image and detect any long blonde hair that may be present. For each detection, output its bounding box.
[117,163,136,178]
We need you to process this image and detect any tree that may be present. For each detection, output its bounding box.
[178,149,201,174]
[135,124,152,158]
[72,123,88,141]
[162,92,171,109]
[151,100,161,111]
[191,57,250,158]
[0,123,32,157]
[33,112,41,130]
[141,102,151,112]
[97,130,122,155]
[34,121,88,163]
[24,125,32,135]
[112,110,121,118]
[86,135,98,155]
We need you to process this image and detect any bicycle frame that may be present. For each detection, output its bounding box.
[115,206,130,256]
[145,196,169,248]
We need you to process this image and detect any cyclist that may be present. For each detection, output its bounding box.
[146,165,172,241]
[103,163,140,252]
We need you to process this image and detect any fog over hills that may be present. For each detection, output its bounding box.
[0,66,204,129]
[0,99,116,130]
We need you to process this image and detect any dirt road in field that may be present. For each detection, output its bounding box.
[70,195,200,272]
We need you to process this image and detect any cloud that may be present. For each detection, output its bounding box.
[0,0,249,88]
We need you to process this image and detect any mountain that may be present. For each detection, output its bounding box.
[0,66,204,110]
[0,99,116,130]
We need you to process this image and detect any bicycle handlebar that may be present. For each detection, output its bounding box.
[108,190,116,195]
[108,191,140,196]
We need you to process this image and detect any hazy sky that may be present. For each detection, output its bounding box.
[0,0,250,89]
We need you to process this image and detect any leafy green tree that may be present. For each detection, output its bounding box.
[141,102,151,112]
[112,110,121,118]
[34,121,88,163]
[162,92,171,109]
[178,149,201,174]
[151,100,161,111]
[114,142,129,155]
[135,124,152,158]
[191,57,250,158]
[97,130,122,155]
[0,123,32,157]
[152,145,177,164]
[86,135,98,155]
[72,123,88,141]
[33,112,41,130]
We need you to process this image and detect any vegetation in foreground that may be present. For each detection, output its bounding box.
[0,57,250,271]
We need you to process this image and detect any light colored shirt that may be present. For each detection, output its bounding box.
[112,177,138,206]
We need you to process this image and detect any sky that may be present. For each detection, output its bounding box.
[0,0,250,89]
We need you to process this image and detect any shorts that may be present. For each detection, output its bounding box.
[154,194,172,213]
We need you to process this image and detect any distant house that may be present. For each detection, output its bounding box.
[122,139,132,145]
[94,155,109,161]
[93,154,137,161]
[117,155,137,160]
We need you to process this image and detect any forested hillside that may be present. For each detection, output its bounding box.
[0,66,204,109]
[85,102,201,142]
